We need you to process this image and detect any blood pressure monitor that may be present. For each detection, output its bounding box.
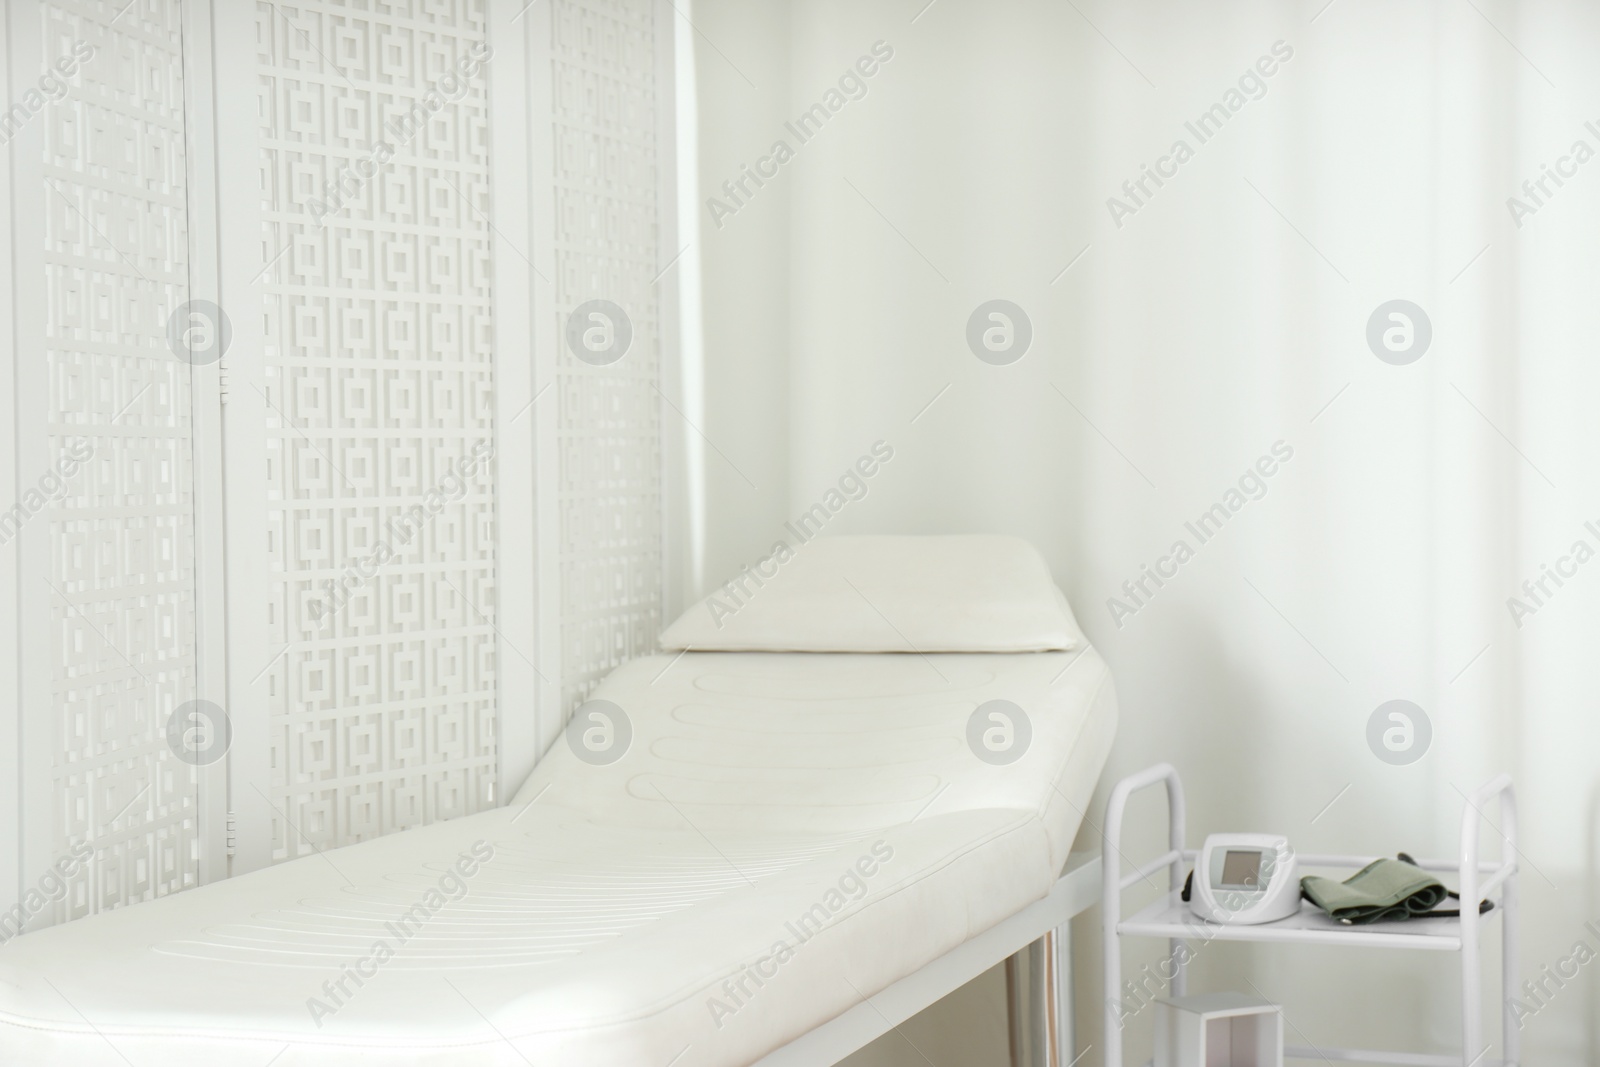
[1188,833,1300,925]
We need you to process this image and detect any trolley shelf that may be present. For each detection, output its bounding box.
[1117,890,1502,952]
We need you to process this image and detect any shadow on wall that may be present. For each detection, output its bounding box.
[836,962,1011,1067]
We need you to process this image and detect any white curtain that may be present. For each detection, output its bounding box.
[690,0,1600,1062]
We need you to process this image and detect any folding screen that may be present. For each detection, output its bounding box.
[25,0,207,925]
[3,0,677,924]
[250,0,500,863]
[546,0,665,714]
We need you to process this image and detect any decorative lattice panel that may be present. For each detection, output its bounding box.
[550,0,663,712]
[255,0,498,861]
[42,0,200,919]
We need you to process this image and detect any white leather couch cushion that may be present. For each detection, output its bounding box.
[0,646,1116,1066]
[659,534,1085,652]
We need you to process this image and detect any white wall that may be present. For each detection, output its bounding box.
[690,0,795,588]
[694,0,1600,1063]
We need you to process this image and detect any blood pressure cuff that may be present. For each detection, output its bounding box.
[1300,857,1451,924]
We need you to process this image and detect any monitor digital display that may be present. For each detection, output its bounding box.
[1219,849,1263,889]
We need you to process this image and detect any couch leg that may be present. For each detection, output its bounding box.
[1008,927,1074,1067]
[1005,950,1027,1067]
[1039,926,1073,1066]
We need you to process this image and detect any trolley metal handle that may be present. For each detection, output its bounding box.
[1101,763,1187,1067]
[1459,774,1518,1066]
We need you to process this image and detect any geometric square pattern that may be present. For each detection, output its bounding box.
[549,0,663,713]
[43,0,201,922]
[255,0,497,861]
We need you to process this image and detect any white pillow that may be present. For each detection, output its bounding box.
[659,534,1084,653]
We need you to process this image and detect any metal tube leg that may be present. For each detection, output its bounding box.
[1006,950,1026,1067]
[1009,934,1069,1067]
[1037,927,1073,1067]
[1002,930,1074,1067]
[1462,930,1480,1066]
[1104,896,1122,1067]
[1502,866,1520,1066]
[1462,894,1482,1067]
[1053,924,1075,1064]
[1035,934,1056,1067]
